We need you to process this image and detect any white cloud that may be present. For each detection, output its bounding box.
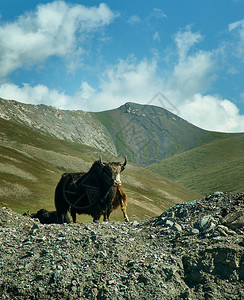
[153,31,160,42]
[1,51,244,132]
[0,82,72,109]
[151,8,167,19]
[1,24,244,133]
[2,77,244,132]
[128,15,141,25]
[228,19,244,59]
[79,82,96,100]
[240,92,244,103]
[0,57,164,112]
[175,27,203,61]
[0,1,115,77]
[229,19,244,32]
[180,94,244,132]
[78,57,164,111]
[169,51,215,101]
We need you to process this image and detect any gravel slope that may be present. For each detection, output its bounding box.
[0,192,243,299]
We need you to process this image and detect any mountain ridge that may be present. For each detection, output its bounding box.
[0,98,117,155]
[93,101,226,166]
[0,97,233,166]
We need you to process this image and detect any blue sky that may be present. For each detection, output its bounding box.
[0,0,244,132]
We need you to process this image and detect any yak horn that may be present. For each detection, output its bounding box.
[121,155,127,171]
[99,155,104,166]
[123,155,127,167]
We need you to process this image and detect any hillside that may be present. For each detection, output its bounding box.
[0,97,117,155]
[0,97,228,166]
[1,96,242,203]
[147,135,244,195]
[0,117,201,221]
[93,102,225,166]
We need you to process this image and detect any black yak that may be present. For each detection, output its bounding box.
[55,157,126,223]
[30,209,58,224]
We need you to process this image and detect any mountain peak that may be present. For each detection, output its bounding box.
[0,97,226,166]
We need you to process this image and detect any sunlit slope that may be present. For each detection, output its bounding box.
[147,135,244,195]
[0,117,201,221]
[93,102,227,166]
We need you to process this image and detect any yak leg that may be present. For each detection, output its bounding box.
[57,212,71,224]
[103,203,113,222]
[64,213,71,223]
[121,205,129,222]
[103,209,111,222]
[70,208,77,223]
[93,212,102,223]
[117,187,129,222]
[119,197,129,222]
[103,212,108,222]
[57,212,63,224]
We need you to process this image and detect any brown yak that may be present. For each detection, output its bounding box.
[103,184,129,222]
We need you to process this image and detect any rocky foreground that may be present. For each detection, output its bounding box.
[0,192,243,299]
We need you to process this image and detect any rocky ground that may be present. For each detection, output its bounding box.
[0,192,243,299]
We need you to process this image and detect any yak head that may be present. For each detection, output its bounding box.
[94,156,127,186]
[103,156,127,186]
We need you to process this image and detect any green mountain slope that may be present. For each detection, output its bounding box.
[93,102,229,166]
[147,135,244,195]
[0,117,201,221]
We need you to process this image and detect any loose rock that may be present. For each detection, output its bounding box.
[0,192,243,299]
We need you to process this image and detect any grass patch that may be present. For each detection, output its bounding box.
[147,135,244,195]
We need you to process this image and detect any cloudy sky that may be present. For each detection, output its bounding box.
[0,0,244,132]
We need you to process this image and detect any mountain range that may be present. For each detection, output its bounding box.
[0,98,235,166]
[0,97,243,218]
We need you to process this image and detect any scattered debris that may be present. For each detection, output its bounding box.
[0,192,243,299]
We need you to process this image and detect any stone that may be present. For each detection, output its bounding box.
[137,274,149,285]
[175,206,188,218]
[155,217,167,226]
[172,223,182,232]
[217,225,236,237]
[217,226,228,237]
[196,216,216,233]
[165,220,174,227]
[222,211,244,229]
[0,192,243,300]
[190,228,200,235]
